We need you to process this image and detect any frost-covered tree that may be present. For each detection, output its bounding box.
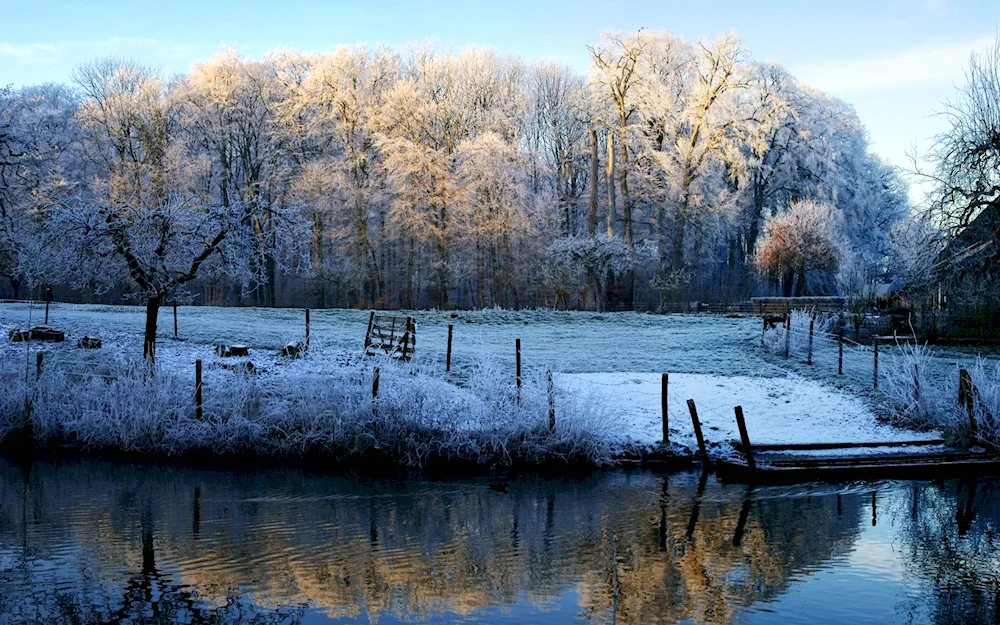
[919,36,1000,308]
[66,58,261,363]
[755,200,842,296]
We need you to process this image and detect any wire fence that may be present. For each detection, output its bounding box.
[761,310,1000,447]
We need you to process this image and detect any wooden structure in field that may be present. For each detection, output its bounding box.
[364,312,416,361]
[751,296,846,315]
[714,403,999,484]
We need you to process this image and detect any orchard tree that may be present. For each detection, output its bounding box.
[69,58,259,363]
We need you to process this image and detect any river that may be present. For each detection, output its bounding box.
[0,456,997,624]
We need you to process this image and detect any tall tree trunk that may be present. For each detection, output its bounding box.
[618,127,632,250]
[143,294,163,363]
[311,211,326,308]
[606,133,616,237]
[782,270,795,297]
[796,267,807,296]
[587,128,598,236]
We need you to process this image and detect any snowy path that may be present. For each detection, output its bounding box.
[557,372,941,450]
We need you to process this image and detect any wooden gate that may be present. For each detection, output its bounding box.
[364,312,416,361]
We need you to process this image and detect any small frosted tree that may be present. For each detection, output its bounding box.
[755,200,841,296]
[65,58,261,363]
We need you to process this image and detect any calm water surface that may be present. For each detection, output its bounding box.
[0,457,997,624]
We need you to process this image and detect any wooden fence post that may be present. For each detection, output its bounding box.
[913,363,920,406]
[873,336,879,390]
[784,314,791,358]
[195,360,203,421]
[734,406,756,472]
[661,373,669,444]
[547,369,555,432]
[400,316,412,361]
[35,352,43,382]
[838,325,844,375]
[45,287,52,324]
[446,324,453,372]
[372,366,380,399]
[364,311,376,350]
[515,338,522,404]
[687,399,709,464]
[305,308,311,351]
[173,301,178,339]
[807,316,815,365]
[959,369,978,443]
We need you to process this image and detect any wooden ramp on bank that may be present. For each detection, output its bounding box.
[712,405,1000,484]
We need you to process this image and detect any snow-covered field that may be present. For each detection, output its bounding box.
[0,302,942,462]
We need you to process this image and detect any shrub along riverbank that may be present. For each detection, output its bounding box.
[0,349,632,469]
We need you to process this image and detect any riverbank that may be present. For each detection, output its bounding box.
[0,302,943,468]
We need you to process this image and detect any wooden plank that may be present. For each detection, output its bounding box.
[739,439,945,452]
[717,455,1000,484]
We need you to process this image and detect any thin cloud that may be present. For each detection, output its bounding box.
[795,35,993,94]
[0,37,193,64]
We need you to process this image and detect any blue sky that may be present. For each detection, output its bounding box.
[1,0,996,185]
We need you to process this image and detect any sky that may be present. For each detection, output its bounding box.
[1,0,997,197]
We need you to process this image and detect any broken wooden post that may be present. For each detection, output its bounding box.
[687,399,709,464]
[446,324,454,372]
[400,316,412,361]
[305,308,311,351]
[838,325,844,375]
[547,369,555,432]
[959,368,978,443]
[173,301,178,339]
[35,352,43,382]
[364,311,376,351]
[45,288,52,324]
[913,363,920,406]
[807,316,814,365]
[873,336,879,390]
[372,366,380,399]
[734,406,756,472]
[194,360,203,421]
[515,338,522,404]
[784,314,790,358]
[661,373,669,444]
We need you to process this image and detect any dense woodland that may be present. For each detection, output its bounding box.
[0,28,966,320]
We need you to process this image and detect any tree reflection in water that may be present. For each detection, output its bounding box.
[0,457,996,624]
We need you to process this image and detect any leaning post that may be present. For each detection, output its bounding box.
[734,406,757,472]
[687,399,709,464]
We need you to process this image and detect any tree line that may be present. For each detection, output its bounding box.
[0,29,913,321]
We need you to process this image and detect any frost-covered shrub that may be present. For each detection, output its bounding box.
[762,309,836,356]
[881,342,958,432]
[968,359,1000,448]
[1,347,620,468]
